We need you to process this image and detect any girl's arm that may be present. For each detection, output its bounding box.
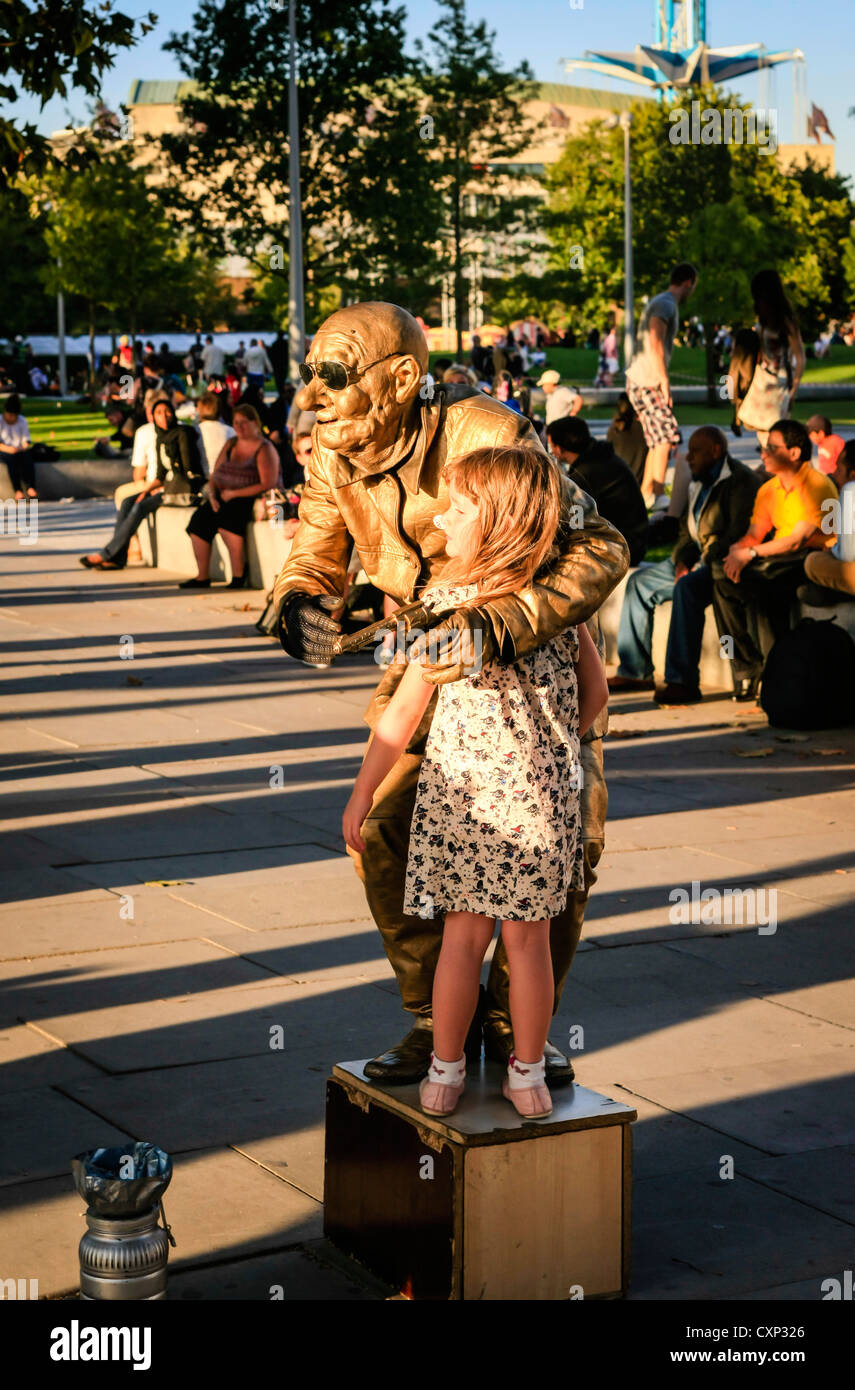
[575,621,608,738]
[343,658,435,853]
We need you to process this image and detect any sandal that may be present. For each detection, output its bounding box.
[502,1054,552,1118]
[419,1053,466,1116]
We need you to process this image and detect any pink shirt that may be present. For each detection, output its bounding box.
[816,434,845,474]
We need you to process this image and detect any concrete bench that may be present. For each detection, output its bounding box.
[138,504,293,591]
[0,456,133,502]
[599,567,855,693]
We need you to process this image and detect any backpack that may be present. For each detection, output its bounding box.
[760,617,855,729]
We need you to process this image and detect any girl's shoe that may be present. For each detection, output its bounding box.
[502,1054,552,1118]
[419,1053,466,1116]
[228,571,248,589]
[179,576,211,588]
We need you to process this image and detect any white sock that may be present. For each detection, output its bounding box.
[427,1052,466,1085]
[507,1053,546,1090]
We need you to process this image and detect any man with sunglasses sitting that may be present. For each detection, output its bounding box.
[273,301,629,1086]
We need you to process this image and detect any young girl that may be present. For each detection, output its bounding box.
[342,446,608,1120]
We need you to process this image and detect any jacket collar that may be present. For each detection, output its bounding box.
[686,452,734,508]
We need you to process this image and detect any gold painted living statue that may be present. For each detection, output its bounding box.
[274,302,629,1084]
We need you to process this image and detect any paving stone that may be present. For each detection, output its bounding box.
[738,1145,855,1228]
[0,1023,101,1094]
[0,1087,129,1184]
[0,895,240,961]
[621,1052,855,1154]
[168,1239,391,1301]
[0,1148,323,1297]
[628,1166,855,1299]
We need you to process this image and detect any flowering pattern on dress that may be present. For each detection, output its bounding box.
[403,580,584,921]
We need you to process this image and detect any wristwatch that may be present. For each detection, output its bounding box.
[748,546,759,559]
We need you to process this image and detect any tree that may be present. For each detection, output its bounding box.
[0,185,55,334]
[683,202,765,404]
[158,0,444,326]
[0,0,156,183]
[414,0,541,355]
[544,88,854,384]
[40,139,225,386]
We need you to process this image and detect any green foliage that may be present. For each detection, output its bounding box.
[159,0,444,322]
[0,0,155,183]
[544,87,854,347]
[414,0,542,349]
[0,184,55,332]
[39,138,233,340]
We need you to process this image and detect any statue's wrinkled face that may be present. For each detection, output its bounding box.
[294,305,425,466]
[296,329,403,460]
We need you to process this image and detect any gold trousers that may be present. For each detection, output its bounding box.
[347,724,607,1024]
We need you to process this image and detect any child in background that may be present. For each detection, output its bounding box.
[343,447,608,1120]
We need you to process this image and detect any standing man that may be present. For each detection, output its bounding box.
[268,330,289,398]
[626,263,698,506]
[272,302,629,1086]
[244,338,273,392]
[201,335,226,386]
[713,419,837,701]
[537,369,582,425]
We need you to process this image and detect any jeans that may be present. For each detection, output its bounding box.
[617,558,713,688]
[5,448,36,492]
[101,492,162,566]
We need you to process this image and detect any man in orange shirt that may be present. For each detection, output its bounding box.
[806,415,846,475]
[712,419,837,700]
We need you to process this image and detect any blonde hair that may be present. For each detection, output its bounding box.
[431,446,569,609]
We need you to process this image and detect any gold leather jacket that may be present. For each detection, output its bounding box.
[273,389,629,742]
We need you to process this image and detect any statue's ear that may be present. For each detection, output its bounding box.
[391,354,424,402]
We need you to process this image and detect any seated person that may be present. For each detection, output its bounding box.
[0,393,37,500]
[547,415,648,567]
[806,414,846,476]
[800,439,855,604]
[611,427,761,704]
[196,391,235,476]
[81,400,204,571]
[712,419,838,701]
[606,392,647,486]
[95,399,136,457]
[181,404,279,590]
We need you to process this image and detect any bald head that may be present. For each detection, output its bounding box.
[298,301,428,465]
[318,302,429,375]
[687,426,727,482]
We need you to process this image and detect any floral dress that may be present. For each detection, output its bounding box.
[403,580,585,922]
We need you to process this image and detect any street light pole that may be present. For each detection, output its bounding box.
[57,259,68,396]
[287,0,305,383]
[619,111,635,370]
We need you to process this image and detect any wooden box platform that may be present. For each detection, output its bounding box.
[324,1060,636,1301]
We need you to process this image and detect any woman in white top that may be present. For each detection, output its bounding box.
[0,394,36,499]
[196,391,235,475]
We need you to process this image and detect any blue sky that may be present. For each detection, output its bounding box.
[12,0,854,182]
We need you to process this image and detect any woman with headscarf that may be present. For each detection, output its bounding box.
[181,404,279,589]
[80,399,205,570]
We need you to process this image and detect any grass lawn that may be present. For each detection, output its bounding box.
[15,361,855,467]
[17,399,109,463]
[431,343,855,388]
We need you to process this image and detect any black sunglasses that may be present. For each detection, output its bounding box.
[298,352,399,392]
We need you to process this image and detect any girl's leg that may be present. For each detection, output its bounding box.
[432,910,495,1062]
[500,918,552,1063]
